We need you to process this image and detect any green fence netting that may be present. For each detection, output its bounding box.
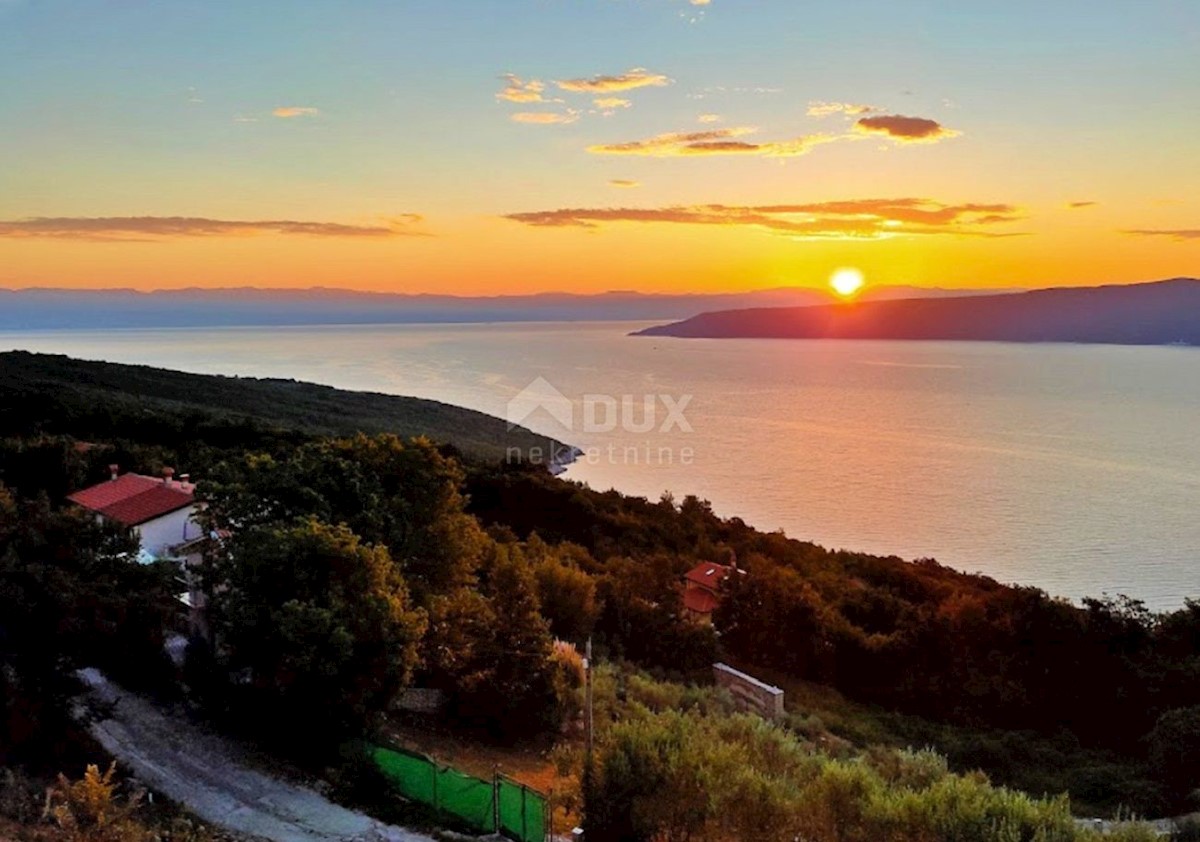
[436,765,495,833]
[498,775,546,842]
[372,746,436,804]
[369,745,547,842]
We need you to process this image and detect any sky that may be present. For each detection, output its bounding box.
[0,0,1197,295]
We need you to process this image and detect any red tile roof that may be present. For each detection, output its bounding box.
[68,474,195,527]
[683,587,721,615]
[685,562,734,591]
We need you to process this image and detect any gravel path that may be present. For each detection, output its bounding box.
[77,669,436,842]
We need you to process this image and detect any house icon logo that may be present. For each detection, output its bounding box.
[507,377,574,431]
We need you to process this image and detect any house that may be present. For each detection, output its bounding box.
[68,465,207,631]
[682,562,737,625]
[69,465,200,554]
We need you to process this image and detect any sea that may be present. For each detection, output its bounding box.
[4,320,1199,611]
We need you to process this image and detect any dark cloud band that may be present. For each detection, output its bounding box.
[0,216,426,241]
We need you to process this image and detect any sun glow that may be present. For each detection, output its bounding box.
[830,267,865,298]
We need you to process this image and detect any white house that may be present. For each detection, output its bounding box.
[68,465,207,632]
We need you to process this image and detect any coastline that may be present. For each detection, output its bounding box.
[548,444,584,476]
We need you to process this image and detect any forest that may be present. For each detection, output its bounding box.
[2,352,1199,841]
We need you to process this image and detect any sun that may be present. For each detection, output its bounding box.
[830,267,865,298]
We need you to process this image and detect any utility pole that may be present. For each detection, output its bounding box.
[584,637,594,769]
[578,637,594,842]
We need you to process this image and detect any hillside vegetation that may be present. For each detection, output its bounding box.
[0,350,561,461]
[2,355,1197,840]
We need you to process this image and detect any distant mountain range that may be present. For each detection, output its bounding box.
[0,285,1020,330]
[634,278,1200,346]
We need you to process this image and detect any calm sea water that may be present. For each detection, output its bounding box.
[4,321,1199,610]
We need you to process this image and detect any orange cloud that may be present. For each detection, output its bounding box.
[272,106,319,118]
[505,199,1023,240]
[608,179,641,188]
[697,113,721,123]
[807,101,878,118]
[0,215,425,241]
[497,74,551,104]
[1067,201,1098,209]
[556,68,671,93]
[586,127,838,158]
[854,114,960,142]
[511,110,579,125]
[1122,228,1200,240]
[594,97,631,110]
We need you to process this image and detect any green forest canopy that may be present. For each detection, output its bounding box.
[0,350,563,461]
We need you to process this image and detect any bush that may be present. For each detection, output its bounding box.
[585,706,1160,842]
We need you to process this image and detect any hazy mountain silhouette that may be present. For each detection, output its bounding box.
[0,285,1018,330]
[634,279,1200,346]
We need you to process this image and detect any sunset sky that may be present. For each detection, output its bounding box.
[1,0,1197,294]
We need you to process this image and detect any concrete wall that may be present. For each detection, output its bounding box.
[135,506,200,556]
[713,663,785,720]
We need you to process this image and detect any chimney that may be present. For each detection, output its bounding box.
[109,464,119,482]
[163,467,175,486]
[179,473,191,485]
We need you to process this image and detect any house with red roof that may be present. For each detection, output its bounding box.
[682,561,737,625]
[68,465,208,629]
[68,465,202,557]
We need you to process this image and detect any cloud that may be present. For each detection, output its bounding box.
[854,114,960,142]
[679,1,709,24]
[1067,201,1098,209]
[497,74,551,104]
[0,215,426,241]
[505,198,1023,240]
[1122,228,1200,241]
[586,127,839,158]
[689,85,783,100]
[697,113,721,123]
[608,179,641,188]
[556,68,671,94]
[511,110,579,125]
[272,106,319,119]
[807,101,878,118]
[593,97,631,110]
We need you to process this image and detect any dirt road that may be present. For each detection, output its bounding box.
[77,669,435,842]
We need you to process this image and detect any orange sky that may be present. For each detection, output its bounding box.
[1,2,1196,295]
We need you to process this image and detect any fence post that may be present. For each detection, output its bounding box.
[493,767,501,835]
[431,759,439,823]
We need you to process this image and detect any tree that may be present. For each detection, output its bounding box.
[205,518,426,740]
[203,434,487,600]
[594,554,716,672]
[422,542,563,739]
[1148,706,1200,807]
[586,712,709,842]
[532,549,598,643]
[1,489,174,766]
